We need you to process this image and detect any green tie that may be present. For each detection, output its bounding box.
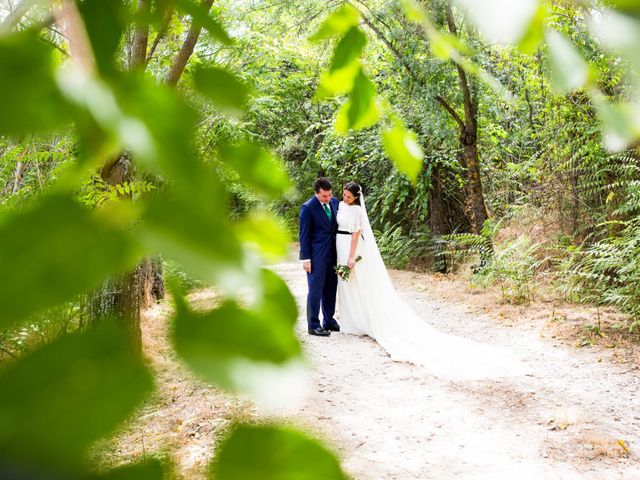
[323,203,332,220]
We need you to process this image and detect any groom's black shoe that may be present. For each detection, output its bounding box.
[308,327,331,337]
[324,324,340,332]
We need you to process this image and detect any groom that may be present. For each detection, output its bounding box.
[299,177,340,337]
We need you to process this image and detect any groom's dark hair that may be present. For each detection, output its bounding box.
[314,177,332,192]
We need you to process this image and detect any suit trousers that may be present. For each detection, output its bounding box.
[306,258,338,330]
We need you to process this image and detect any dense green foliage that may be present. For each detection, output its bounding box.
[2,0,640,478]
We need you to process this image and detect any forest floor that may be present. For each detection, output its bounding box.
[98,253,640,479]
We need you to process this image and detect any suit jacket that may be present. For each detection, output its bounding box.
[299,195,339,265]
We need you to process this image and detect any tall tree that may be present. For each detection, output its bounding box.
[356,0,488,234]
[85,0,218,352]
[441,2,488,234]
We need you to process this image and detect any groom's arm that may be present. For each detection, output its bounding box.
[299,204,312,271]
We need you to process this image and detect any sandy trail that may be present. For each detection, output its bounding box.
[268,259,639,480]
[101,257,639,479]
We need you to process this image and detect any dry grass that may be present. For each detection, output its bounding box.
[92,291,256,479]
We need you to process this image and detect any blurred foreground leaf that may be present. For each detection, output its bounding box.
[335,68,380,133]
[219,142,291,197]
[0,31,74,135]
[309,4,360,42]
[172,289,303,401]
[593,96,640,151]
[589,9,640,72]
[0,195,141,329]
[140,190,248,290]
[79,0,126,75]
[210,424,348,480]
[193,67,251,116]
[454,0,538,44]
[254,269,298,327]
[382,118,424,184]
[315,26,366,98]
[545,30,589,93]
[237,213,291,262]
[0,323,153,471]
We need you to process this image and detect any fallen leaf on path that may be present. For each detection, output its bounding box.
[617,439,631,454]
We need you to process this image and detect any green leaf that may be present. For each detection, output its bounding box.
[382,118,424,184]
[310,4,360,42]
[254,269,298,327]
[517,3,547,54]
[335,69,380,133]
[237,213,291,262]
[79,0,126,75]
[315,27,367,99]
[0,31,74,134]
[329,26,367,72]
[315,60,361,99]
[455,0,538,44]
[0,195,142,329]
[175,0,232,45]
[0,323,153,470]
[400,0,428,23]
[545,30,589,93]
[589,9,640,71]
[110,76,201,184]
[210,424,348,480]
[605,0,640,13]
[219,142,292,197]
[171,296,303,400]
[57,73,201,178]
[140,190,249,291]
[429,30,467,60]
[193,67,250,116]
[593,97,640,151]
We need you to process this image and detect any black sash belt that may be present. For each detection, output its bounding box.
[337,230,364,240]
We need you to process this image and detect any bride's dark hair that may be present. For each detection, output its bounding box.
[344,182,362,206]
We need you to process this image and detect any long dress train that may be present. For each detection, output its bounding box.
[336,199,528,381]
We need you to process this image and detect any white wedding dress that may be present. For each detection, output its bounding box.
[336,198,527,381]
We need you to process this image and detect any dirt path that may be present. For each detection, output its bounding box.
[100,258,639,479]
[267,259,639,480]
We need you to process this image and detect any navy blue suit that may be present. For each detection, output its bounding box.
[299,196,340,331]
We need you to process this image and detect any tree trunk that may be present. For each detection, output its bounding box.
[130,0,151,68]
[87,262,150,354]
[88,0,213,349]
[92,152,164,342]
[461,135,488,234]
[12,161,25,194]
[166,0,214,86]
[444,3,489,234]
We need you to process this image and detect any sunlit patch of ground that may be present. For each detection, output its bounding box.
[92,294,256,479]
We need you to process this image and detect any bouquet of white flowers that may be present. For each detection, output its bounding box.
[334,255,362,281]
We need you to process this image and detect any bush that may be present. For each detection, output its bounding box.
[375,222,417,269]
[0,301,84,362]
[163,260,204,294]
[473,236,542,304]
[561,219,640,333]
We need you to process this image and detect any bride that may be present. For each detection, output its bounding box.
[335,182,527,381]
